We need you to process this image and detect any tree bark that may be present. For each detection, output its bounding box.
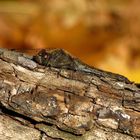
[0,48,140,140]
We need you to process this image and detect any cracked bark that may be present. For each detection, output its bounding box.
[0,48,140,140]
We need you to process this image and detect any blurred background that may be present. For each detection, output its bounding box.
[0,0,140,82]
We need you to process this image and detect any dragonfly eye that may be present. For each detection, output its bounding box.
[44,54,48,59]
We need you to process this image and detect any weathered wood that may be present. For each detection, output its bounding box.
[0,48,140,140]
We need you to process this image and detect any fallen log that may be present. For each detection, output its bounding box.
[0,48,140,140]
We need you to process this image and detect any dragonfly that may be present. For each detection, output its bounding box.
[32,48,131,84]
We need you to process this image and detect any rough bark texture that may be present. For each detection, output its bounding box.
[0,48,140,140]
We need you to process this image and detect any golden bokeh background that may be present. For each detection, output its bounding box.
[0,0,140,82]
